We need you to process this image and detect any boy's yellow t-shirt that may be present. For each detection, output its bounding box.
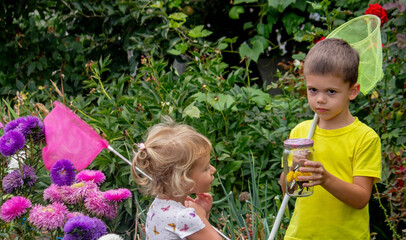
[284,118,381,240]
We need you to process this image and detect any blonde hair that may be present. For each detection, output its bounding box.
[304,38,360,86]
[131,119,212,198]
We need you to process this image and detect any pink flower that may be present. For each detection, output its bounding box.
[84,191,116,220]
[76,170,106,185]
[67,212,85,219]
[28,202,68,231]
[0,196,31,222]
[59,185,81,204]
[44,184,63,202]
[103,189,132,202]
[71,181,99,199]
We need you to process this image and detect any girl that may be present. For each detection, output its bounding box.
[131,120,221,240]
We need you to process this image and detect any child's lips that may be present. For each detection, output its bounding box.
[317,108,328,113]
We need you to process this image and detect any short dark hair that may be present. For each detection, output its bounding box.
[303,38,360,86]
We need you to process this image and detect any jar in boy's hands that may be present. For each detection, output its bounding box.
[283,138,314,197]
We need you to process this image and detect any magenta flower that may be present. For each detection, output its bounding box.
[0,196,32,222]
[0,130,25,157]
[44,184,63,202]
[103,189,132,202]
[75,170,106,185]
[28,202,68,231]
[84,191,116,220]
[50,159,76,186]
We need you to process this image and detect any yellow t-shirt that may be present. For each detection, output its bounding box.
[284,118,382,240]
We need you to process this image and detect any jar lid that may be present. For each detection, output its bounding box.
[283,138,314,148]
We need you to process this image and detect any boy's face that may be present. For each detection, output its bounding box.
[305,74,360,129]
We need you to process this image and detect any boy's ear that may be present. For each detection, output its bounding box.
[349,83,360,100]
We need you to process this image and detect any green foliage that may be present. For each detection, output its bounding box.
[1,0,405,239]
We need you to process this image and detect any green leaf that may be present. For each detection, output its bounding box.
[268,0,296,12]
[282,12,305,34]
[229,6,245,19]
[239,39,265,62]
[234,0,257,3]
[2,99,18,119]
[188,25,212,38]
[168,12,188,21]
[183,101,200,119]
[27,63,36,76]
[222,160,243,173]
[210,93,237,111]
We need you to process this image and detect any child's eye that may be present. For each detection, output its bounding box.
[308,88,317,93]
[328,90,336,94]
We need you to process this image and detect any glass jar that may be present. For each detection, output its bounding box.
[283,138,314,197]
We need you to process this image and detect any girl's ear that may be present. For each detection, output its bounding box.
[349,83,360,100]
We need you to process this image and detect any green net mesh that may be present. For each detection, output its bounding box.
[327,15,383,94]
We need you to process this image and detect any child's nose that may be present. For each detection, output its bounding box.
[316,94,326,103]
[210,165,216,174]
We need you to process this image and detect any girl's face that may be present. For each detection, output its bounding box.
[189,153,216,193]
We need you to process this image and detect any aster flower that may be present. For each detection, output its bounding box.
[71,181,99,199]
[28,202,68,231]
[84,191,116,220]
[0,122,3,129]
[103,188,132,202]
[98,234,124,240]
[2,165,36,193]
[21,116,44,134]
[44,184,63,202]
[0,196,32,222]
[22,165,37,186]
[63,216,107,240]
[66,212,85,219]
[2,170,24,193]
[50,159,76,186]
[4,116,44,138]
[0,130,25,157]
[59,185,81,205]
[75,170,106,185]
[4,118,26,134]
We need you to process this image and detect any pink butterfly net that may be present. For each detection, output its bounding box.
[42,101,109,170]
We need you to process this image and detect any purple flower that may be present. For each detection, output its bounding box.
[2,165,36,193]
[75,170,106,185]
[4,116,44,139]
[103,189,132,202]
[4,118,26,134]
[28,202,68,231]
[22,165,37,186]
[2,170,24,193]
[63,216,107,240]
[0,196,32,222]
[0,130,25,157]
[50,159,76,186]
[84,191,116,220]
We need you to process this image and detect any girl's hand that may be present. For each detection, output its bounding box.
[186,193,213,219]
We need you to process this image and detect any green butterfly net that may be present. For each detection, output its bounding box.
[327,15,383,95]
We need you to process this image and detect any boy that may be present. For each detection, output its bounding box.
[279,38,382,239]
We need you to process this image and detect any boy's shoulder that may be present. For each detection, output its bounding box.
[291,118,379,139]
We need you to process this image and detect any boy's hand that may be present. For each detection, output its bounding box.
[186,193,213,219]
[298,160,327,187]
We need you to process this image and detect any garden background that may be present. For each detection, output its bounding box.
[0,0,405,239]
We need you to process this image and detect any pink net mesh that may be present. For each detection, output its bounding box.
[42,101,109,170]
